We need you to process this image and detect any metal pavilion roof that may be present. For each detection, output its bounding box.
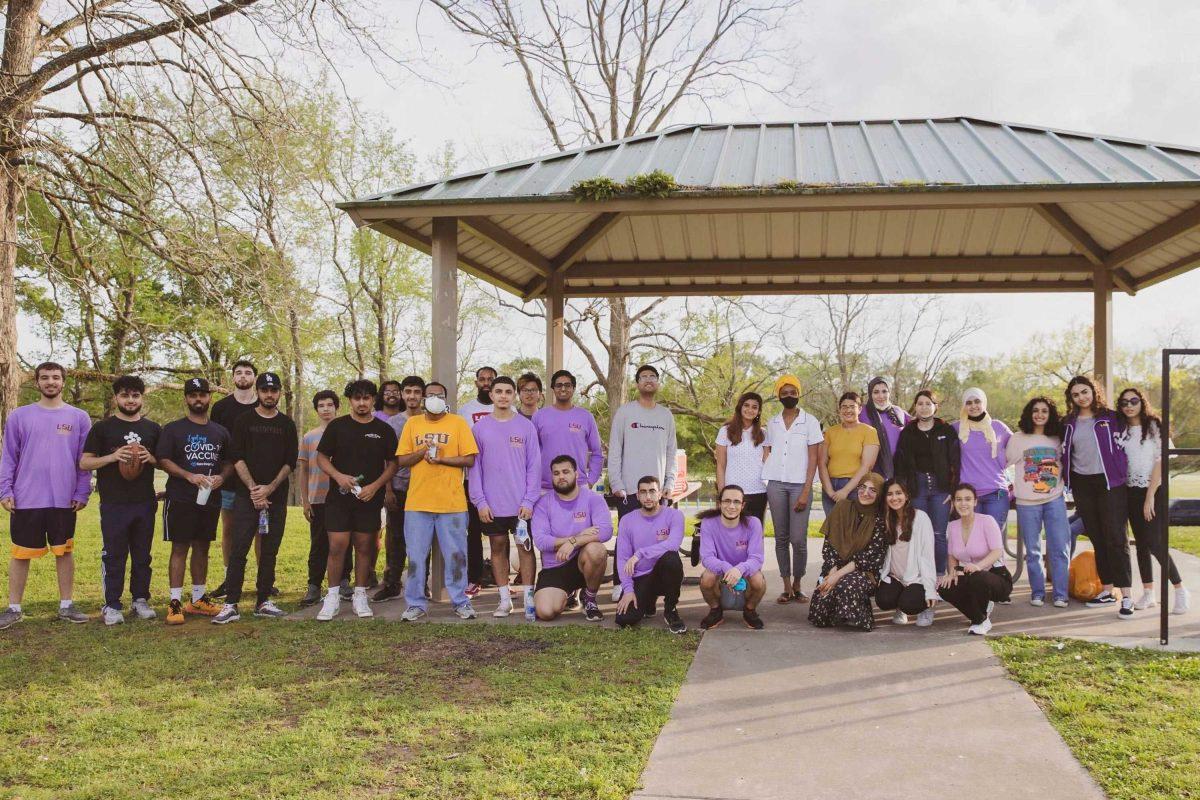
[339,117,1200,299]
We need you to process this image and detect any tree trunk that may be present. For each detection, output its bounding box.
[604,297,631,431]
[0,0,42,437]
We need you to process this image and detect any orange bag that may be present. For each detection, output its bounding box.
[1069,551,1103,601]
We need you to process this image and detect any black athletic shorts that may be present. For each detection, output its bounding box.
[162,499,220,544]
[482,515,518,538]
[10,507,76,559]
[324,495,384,534]
[535,553,587,594]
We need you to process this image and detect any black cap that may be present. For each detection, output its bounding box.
[256,372,282,390]
[183,377,210,394]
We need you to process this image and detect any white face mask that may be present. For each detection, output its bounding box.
[424,395,447,415]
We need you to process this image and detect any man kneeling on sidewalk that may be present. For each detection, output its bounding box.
[614,476,686,634]
[698,485,767,630]
[532,455,612,621]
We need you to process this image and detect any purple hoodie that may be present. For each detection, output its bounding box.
[532,405,604,488]
[1062,409,1128,490]
[531,487,613,569]
[699,514,765,577]
[0,404,92,508]
[616,505,685,592]
[467,413,541,516]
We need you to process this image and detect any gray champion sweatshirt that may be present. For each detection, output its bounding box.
[607,401,677,495]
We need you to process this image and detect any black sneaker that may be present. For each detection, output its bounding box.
[1118,598,1135,620]
[742,609,765,630]
[372,583,401,603]
[583,601,603,621]
[644,600,658,619]
[664,608,686,634]
[300,585,321,607]
[565,592,579,610]
[210,582,227,599]
[1086,593,1116,608]
[700,607,724,630]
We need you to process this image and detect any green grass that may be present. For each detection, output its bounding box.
[0,506,698,800]
[992,636,1200,800]
[1170,527,1200,558]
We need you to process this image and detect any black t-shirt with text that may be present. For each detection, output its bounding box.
[156,418,230,506]
[211,394,258,437]
[228,410,298,503]
[83,416,162,504]
[316,415,399,492]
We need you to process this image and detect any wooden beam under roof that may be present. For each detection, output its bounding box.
[371,220,528,297]
[461,216,551,276]
[563,278,1093,298]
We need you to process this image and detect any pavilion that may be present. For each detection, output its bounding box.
[338,117,1200,400]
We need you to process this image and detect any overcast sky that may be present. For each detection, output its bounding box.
[350,0,1200,367]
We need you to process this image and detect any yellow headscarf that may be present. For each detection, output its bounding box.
[959,387,998,457]
[774,374,802,396]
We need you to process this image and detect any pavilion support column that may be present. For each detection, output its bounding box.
[1093,265,1113,400]
[546,270,565,374]
[430,216,458,603]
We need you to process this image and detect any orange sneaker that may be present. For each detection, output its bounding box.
[186,595,222,616]
[166,599,185,625]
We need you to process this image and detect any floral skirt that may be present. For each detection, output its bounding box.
[807,572,878,631]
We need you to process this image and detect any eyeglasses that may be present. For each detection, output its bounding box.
[1118,398,1141,407]
[720,498,744,506]
[551,383,574,389]
[858,487,878,495]
[519,387,541,394]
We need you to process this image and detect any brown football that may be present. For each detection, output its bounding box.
[119,445,145,481]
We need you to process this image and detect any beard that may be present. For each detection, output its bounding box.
[39,385,62,399]
[552,481,577,496]
[118,402,143,417]
[188,400,211,415]
[477,387,493,405]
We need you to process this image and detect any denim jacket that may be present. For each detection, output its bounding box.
[1061,409,1128,490]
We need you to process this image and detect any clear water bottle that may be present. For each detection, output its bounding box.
[257,508,269,536]
[515,518,531,550]
[339,473,366,495]
[523,586,536,621]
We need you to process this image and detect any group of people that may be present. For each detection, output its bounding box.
[715,374,1189,636]
[0,360,1189,637]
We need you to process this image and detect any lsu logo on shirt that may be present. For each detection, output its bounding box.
[417,433,450,445]
[735,539,749,550]
[568,422,583,433]
[655,527,670,542]
[508,435,525,449]
[572,510,587,522]
[55,423,74,435]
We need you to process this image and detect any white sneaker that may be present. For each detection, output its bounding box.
[1134,589,1157,610]
[1053,598,1069,608]
[102,606,125,626]
[891,610,908,625]
[915,608,935,627]
[1118,598,1134,620]
[352,591,373,618]
[455,602,477,620]
[493,598,513,618]
[316,592,341,622]
[1030,597,1044,607]
[611,584,623,602]
[131,599,157,620]
[1173,586,1190,615]
[968,617,993,635]
[254,601,286,618]
[400,606,427,622]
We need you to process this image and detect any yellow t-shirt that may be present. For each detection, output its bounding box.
[825,422,880,478]
[397,414,479,513]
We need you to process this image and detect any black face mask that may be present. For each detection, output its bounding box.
[779,396,799,409]
[477,387,493,405]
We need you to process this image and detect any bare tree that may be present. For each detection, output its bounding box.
[0,0,403,434]
[430,0,803,426]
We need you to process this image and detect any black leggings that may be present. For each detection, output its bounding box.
[875,580,928,615]
[1072,473,1130,588]
[743,492,768,522]
[615,552,683,627]
[1126,486,1182,586]
[938,566,1013,625]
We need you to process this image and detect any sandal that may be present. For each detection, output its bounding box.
[776,591,795,604]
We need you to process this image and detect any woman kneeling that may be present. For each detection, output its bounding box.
[938,483,1013,635]
[874,479,939,627]
[809,473,888,631]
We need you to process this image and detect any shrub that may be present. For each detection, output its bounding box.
[570,176,623,202]
[625,170,678,198]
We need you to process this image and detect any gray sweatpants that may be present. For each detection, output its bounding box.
[767,480,812,581]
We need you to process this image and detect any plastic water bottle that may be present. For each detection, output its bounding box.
[257,508,269,536]
[734,577,747,591]
[339,473,365,495]
[523,586,536,621]
[515,518,531,550]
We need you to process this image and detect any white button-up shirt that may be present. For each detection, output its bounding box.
[761,410,824,485]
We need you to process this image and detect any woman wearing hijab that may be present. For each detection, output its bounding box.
[950,388,1012,531]
[808,473,889,631]
[860,377,909,479]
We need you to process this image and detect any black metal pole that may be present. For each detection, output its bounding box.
[1159,349,1170,647]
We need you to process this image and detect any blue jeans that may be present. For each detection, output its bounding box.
[820,476,851,517]
[910,473,950,575]
[403,511,469,611]
[1015,496,1071,602]
[975,489,1010,534]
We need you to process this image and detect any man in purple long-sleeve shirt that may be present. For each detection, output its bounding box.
[532,370,604,489]
[698,485,767,630]
[614,476,686,633]
[531,454,612,621]
[467,377,542,617]
[0,363,92,629]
